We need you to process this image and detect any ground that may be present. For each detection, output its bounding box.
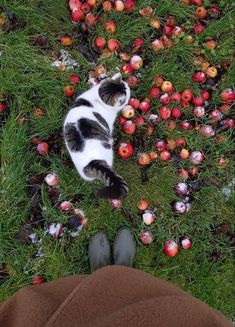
[0,0,234,320]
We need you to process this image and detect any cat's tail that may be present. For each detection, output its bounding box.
[84,160,128,199]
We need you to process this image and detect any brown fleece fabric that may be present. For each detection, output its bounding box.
[0,266,232,327]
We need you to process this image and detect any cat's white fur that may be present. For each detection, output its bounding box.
[64,74,130,181]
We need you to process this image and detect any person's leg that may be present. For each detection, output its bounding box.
[113,228,136,267]
[88,228,136,272]
[88,231,111,272]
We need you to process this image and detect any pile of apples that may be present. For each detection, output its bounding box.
[56,1,235,257]
[137,198,192,257]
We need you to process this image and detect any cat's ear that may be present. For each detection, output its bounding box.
[111,72,122,83]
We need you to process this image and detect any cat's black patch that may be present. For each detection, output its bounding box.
[73,98,93,108]
[78,118,110,142]
[102,142,111,149]
[92,111,110,130]
[64,123,84,152]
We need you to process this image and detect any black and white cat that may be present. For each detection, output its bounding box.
[63,73,131,199]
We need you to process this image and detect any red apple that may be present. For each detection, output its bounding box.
[127,75,139,88]
[204,39,217,50]
[179,148,189,160]
[171,92,181,102]
[180,236,192,249]
[121,64,135,74]
[178,169,189,180]
[166,16,175,27]
[60,201,72,211]
[194,22,204,33]
[199,125,215,137]
[173,201,186,214]
[160,93,171,105]
[64,85,75,97]
[208,5,220,18]
[130,55,143,70]
[175,138,186,148]
[139,230,154,245]
[155,140,167,152]
[137,153,151,166]
[124,0,136,12]
[133,37,144,48]
[85,13,96,25]
[172,26,183,36]
[181,89,193,102]
[201,90,210,101]
[37,142,49,155]
[192,71,206,83]
[165,120,176,130]
[119,116,126,125]
[160,150,171,161]
[139,100,150,112]
[122,120,136,135]
[164,240,179,257]
[87,0,96,7]
[103,1,112,11]
[94,36,106,50]
[69,0,82,10]
[193,96,204,106]
[175,182,188,196]
[220,89,235,103]
[45,173,59,186]
[60,35,73,46]
[115,0,124,11]
[196,6,207,19]
[149,86,160,99]
[71,9,84,23]
[104,20,117,34]
[0,102,6,112]
[194,106,205,118]
[152,39,164,51]
[149,151,158,160]
[117,142,134,159]
[189,151,204,164]
[142,212,155,225]
[129,98,140,109]
[161,81,173,93]
[155,75,164,86]
[135,116,144,126]
[179,121,193,130]
[222,119,235,128]
[122,105,135,118]
[159,106,171,119]
[171,107,182,119]
[107,38,120,52]
[137,199,149,211]
[68,74,81,84]
[209,109,222,122]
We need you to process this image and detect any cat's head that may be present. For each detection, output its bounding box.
[98,73,130,109]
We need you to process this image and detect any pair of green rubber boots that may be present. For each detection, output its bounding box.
[88,228,136,272]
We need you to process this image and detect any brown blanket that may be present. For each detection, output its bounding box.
[0,266,232,327]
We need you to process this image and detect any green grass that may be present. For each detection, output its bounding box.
[0,0,235,320]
